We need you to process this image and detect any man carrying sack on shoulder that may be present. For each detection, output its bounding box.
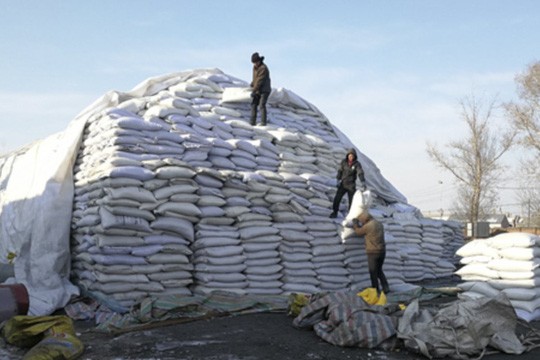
[353,211,390,295]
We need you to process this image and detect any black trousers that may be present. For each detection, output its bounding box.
[332,184,355,213]
[367,252,389,293]
[250,92,269,125]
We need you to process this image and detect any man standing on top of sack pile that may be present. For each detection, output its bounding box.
[329,148,365,218]
[250,52,271,126]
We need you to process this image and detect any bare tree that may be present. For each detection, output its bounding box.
[516,156,540,227]
[506,61,540,226]
[426,94,515,234]
[506,61,540,151]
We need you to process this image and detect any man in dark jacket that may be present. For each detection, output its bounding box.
[329,148,365,218]
[353,211,390,294]
[250,52,271,126]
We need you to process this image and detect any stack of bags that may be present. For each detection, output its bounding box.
[384,216,424,283]
[278,224,319,294]
[342,225,370,291]
[69,68,465,309]
[190,170,249,294]
[309,220,349,291]
[456,232,540,322]
[72,112,200,309]
[238,174,284,295]
[379,219,406,287]
[420,219,445,280]
[442,220,465,267]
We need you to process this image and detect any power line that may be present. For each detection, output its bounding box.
[495,186,540,190]
[421,201,528,216]
[406,183,457,201]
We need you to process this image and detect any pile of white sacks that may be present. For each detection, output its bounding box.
[456,232,540,322]
[70,68,464,309]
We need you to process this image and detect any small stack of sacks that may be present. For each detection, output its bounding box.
[456,232,540,322]
[378,219,406,287]
[384,215,424,283]
[442,220,465,266]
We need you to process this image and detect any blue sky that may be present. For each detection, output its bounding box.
[1,1,538,215]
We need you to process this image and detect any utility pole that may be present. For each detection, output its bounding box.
[439,180,443,219]
[528,199,531,227]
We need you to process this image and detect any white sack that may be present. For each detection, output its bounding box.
[0,116,87,315]
[489,232,540,249]
[220,87,252,103]
[345,190,372,222]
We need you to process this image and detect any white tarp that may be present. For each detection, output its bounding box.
[0,88,137,315]
[0,120,84,315]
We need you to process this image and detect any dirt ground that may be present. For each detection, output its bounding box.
[3,303,540,360]
[2,279,540,360]
[55,313,540,360]
[76,307,540,360]
[76,313,411,360]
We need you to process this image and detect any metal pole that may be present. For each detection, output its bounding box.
[528,199,531,228]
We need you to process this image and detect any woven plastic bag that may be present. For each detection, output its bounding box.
[2,315,84,360]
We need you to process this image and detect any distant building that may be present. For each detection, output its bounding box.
[481,214,511,229]
[447,213,512,238]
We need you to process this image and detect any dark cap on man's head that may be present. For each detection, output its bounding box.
[251,52,264,63]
